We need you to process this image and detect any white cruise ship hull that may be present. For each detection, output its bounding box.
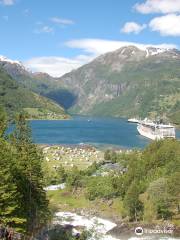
[137,124,176,140]
[137,125,162,140]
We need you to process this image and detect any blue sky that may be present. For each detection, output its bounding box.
[0,0,180,76]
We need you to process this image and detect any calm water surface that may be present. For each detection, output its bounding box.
[30,116,180,149]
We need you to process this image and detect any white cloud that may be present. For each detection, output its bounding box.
[65,38,177,55]
[134,0,180,14]
[50,17,75,25]
[24,55,93,77]
[0,0,15,5]
[149,14,180,36]
[34,25,54,34]
[121,22,146,34]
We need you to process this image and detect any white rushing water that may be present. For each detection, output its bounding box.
[54,212,179,240]
[44,183,66,191]
[54,211,118,240]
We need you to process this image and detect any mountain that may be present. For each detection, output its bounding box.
[57,46,180,125]
[0,56,77,110]
[0,66,68,120]
[1,47,180,124]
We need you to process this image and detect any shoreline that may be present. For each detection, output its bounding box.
[28,114,180,130]
[38,143,135,152]
[27,117,71,121]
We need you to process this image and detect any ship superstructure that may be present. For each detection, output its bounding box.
[137,119,175,140]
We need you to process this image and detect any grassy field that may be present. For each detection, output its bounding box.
[47,188,124,220]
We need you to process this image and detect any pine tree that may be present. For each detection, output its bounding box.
[11,113,50,238]
[124,181,143,221]
[0,106,7,137]
[0,108,25,230]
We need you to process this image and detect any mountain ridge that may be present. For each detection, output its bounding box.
[0,56,77,110]
[0,45,180,124]
[0,66,68,120]
[57,46,180,125]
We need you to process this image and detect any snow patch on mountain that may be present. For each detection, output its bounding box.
[145,47,168,57]
[0,55,22,65]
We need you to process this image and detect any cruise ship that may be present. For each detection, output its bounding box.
[137,119,176,140]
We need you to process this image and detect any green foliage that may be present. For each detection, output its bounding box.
[0,67,67,119]
[0,109,50,236]
[104,150,117,163]
[85,176,118,200]
[0,106,7,137]
[56,165,67,183]
[66,166,84,188]
[10,114,50,235]
[67,55,180,125]
[124,181,143,221]
[146,178,172,219]
[62,139,180,224]
[47,226,91,240]
[121,140,180,222]
[84,161,100,176]
[48,226,74,240]
[167,172,180,210]
[0,138,25,228]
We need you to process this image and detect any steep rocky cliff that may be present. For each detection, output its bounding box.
[58,46,180,124]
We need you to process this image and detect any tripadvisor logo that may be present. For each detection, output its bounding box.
[135,223,174,236]
[135,227,144,236]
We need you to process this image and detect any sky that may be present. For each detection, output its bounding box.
[0,0,180,77]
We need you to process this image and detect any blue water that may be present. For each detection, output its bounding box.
[29,116,180,149]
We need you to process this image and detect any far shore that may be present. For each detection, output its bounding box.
[38,143,133,152]
[27,117,71,121]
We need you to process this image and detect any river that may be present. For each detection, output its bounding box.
[53,211,179,240]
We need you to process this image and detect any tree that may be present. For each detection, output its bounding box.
[147,178,172,220]
[56,165,67,183]
[0,138,25,229]
[167,172,180,214]
[124,181,143,221]
[66,166,83,189]
[10,113,50,237]
[139,192,157,222]
[104,150,111,161]
[86,176,117,200]
[0,108,25,230]
[0,106,7,137]
[104,150,117,163]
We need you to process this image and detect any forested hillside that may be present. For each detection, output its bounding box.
[0,59,77,110]
[0,67,68,119]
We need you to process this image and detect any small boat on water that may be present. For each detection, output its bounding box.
[128,118,140,123]
[137,119,176,140]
